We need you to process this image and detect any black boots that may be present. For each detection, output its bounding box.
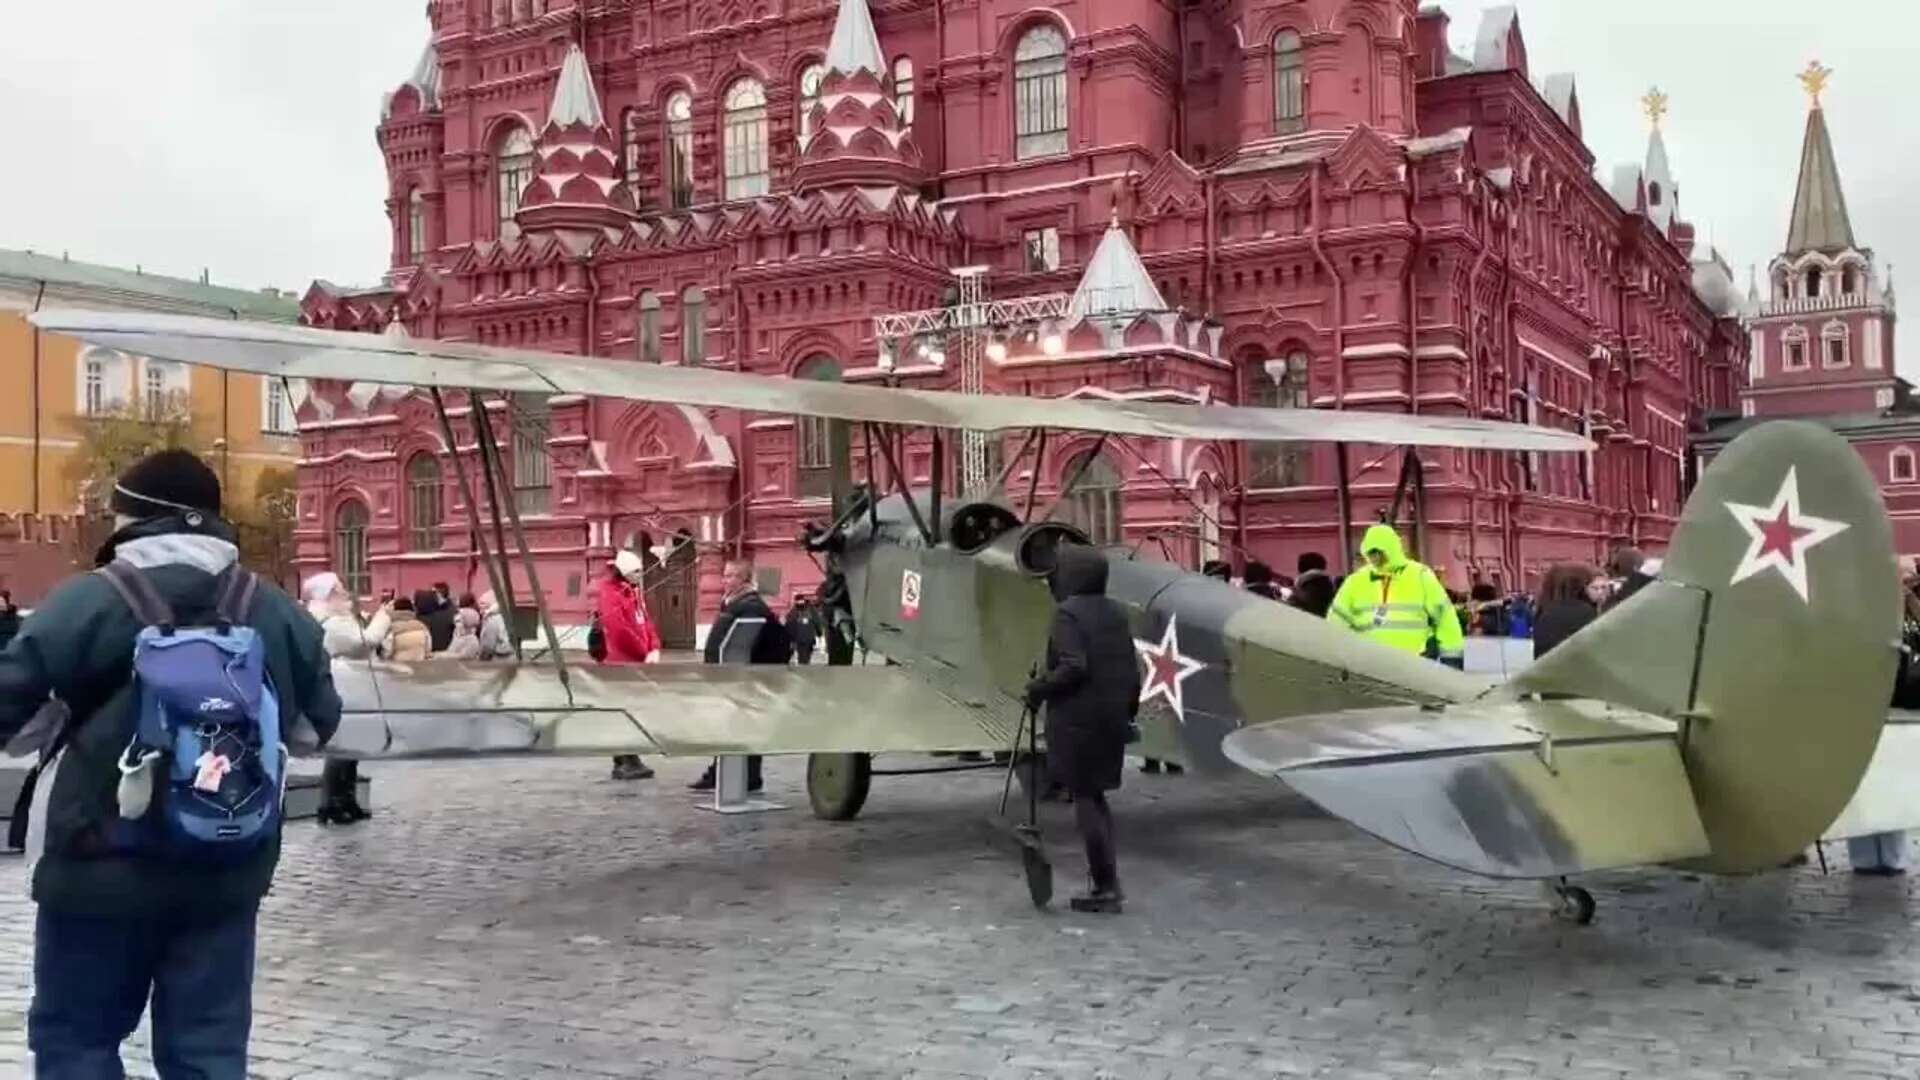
[318,761,369,826]
[611,755,655,781]
[689,758,763,792]
[1069,884,1124,914]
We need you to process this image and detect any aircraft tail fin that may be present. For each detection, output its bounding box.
[1513,420,1900,872]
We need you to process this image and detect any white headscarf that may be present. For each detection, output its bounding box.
[302,571,342,609]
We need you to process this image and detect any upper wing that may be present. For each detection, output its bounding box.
[31,310,1587,452]
[1222,698,1709,879]
[325,658,1018,759]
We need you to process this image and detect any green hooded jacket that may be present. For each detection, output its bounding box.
[1325,524,1465,659]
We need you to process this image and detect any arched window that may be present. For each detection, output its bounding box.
[1892,447,1917,484]
[406,453,443,551]
[495,125,536,239]
[665,91,694,209]
[1842,265,1860,296]
[334,500,371,598]
[407,189,427,263]
[893,57,915,127]
[636,291,662,362]
[681,286,707,364]
[509,393,551,515]
[797,63,827,149]
[1822,321,1850,369]
[1063,452,1123,546]
[1647,181,1662,207]
[723,79,770,199]
[621,107,643,188]
[1014,24,1069,159]
[1273,31,1305,135]
[1247,352,1311,487]
[79,347,129,416]
[795,356,842,498]
[1805,266,1823,299]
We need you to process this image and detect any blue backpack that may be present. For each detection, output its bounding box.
[94,561,285,862]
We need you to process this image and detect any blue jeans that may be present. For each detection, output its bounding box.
[30,905,257,1079]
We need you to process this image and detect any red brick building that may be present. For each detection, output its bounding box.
[297,0,1745,644]
[1698,66,1909,551]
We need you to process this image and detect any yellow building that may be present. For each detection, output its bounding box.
[0,249,301,517]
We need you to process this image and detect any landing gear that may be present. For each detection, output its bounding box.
[1548,878,1596,925]
[806,753,872,821]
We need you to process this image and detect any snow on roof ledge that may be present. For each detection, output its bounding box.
[1406,127,1472,158]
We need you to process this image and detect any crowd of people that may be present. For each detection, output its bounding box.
[299,575,514,822]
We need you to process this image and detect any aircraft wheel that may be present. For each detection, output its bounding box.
[807,753,872,821]
[1554,885,1596,925]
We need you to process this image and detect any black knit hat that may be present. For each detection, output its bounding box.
[111,448,222,521]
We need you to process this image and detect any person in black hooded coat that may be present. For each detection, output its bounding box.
[1024,545,1141,913]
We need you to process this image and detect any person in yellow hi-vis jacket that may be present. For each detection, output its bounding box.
[1327,524,1465,668]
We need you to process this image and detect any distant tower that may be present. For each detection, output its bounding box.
[1642,86,1678,236]
[1742,62,1897,418]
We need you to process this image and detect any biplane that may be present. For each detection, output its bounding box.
[31,309,1920,923]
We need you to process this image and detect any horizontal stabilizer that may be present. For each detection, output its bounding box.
[1223,699,1709,879]
[1823,712,1920,841]
[325,659,1016,759]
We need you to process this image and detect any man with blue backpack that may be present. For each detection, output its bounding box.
[0,449,341,1078]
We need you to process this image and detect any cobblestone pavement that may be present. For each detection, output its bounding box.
[0,756,1915,1079]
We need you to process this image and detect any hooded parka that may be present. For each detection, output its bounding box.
[1024,546,1141,795]
[1326,524,1465,661]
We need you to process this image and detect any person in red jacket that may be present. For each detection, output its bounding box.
[598,549,662,780]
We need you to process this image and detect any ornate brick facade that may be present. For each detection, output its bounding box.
[299,0,1745,642]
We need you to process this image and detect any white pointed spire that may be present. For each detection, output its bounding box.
[824,0,886,78]
[382,39,441,118]
[547,44,606,130]
[1644,126,1675,231]
[1071,218,1168,319]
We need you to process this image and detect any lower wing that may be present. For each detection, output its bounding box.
[323,659,1020,759]
[1221,697,1710,879]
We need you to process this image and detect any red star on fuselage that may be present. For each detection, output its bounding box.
[1135,616,1206,724]
[1724,467,1849,603]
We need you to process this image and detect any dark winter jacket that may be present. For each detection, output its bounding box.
[784,604,818,656]
[1603,571,1655,613]
[1531,598,1598,658]
[1288,570,1335,619]
[0,604,20,650]
[0,520,341,917]
[705,588,793,665]
[1024,546,1141,795]
[418,590,456,653]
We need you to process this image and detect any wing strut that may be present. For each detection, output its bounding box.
[866,421,934,546]
[471,390,575,702]
[467,393,523,652]
[1380,447,1429,561]
[429,388,515,655]
[1022,429,1049,521]
[1039,434,1108,525]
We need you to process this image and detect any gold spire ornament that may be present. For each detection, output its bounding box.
[1642,86,1669,130]
[1799,60,1833,107]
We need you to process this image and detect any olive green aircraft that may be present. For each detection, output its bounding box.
[33,310,1920,923]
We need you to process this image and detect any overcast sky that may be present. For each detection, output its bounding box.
[1,1,1912,367]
